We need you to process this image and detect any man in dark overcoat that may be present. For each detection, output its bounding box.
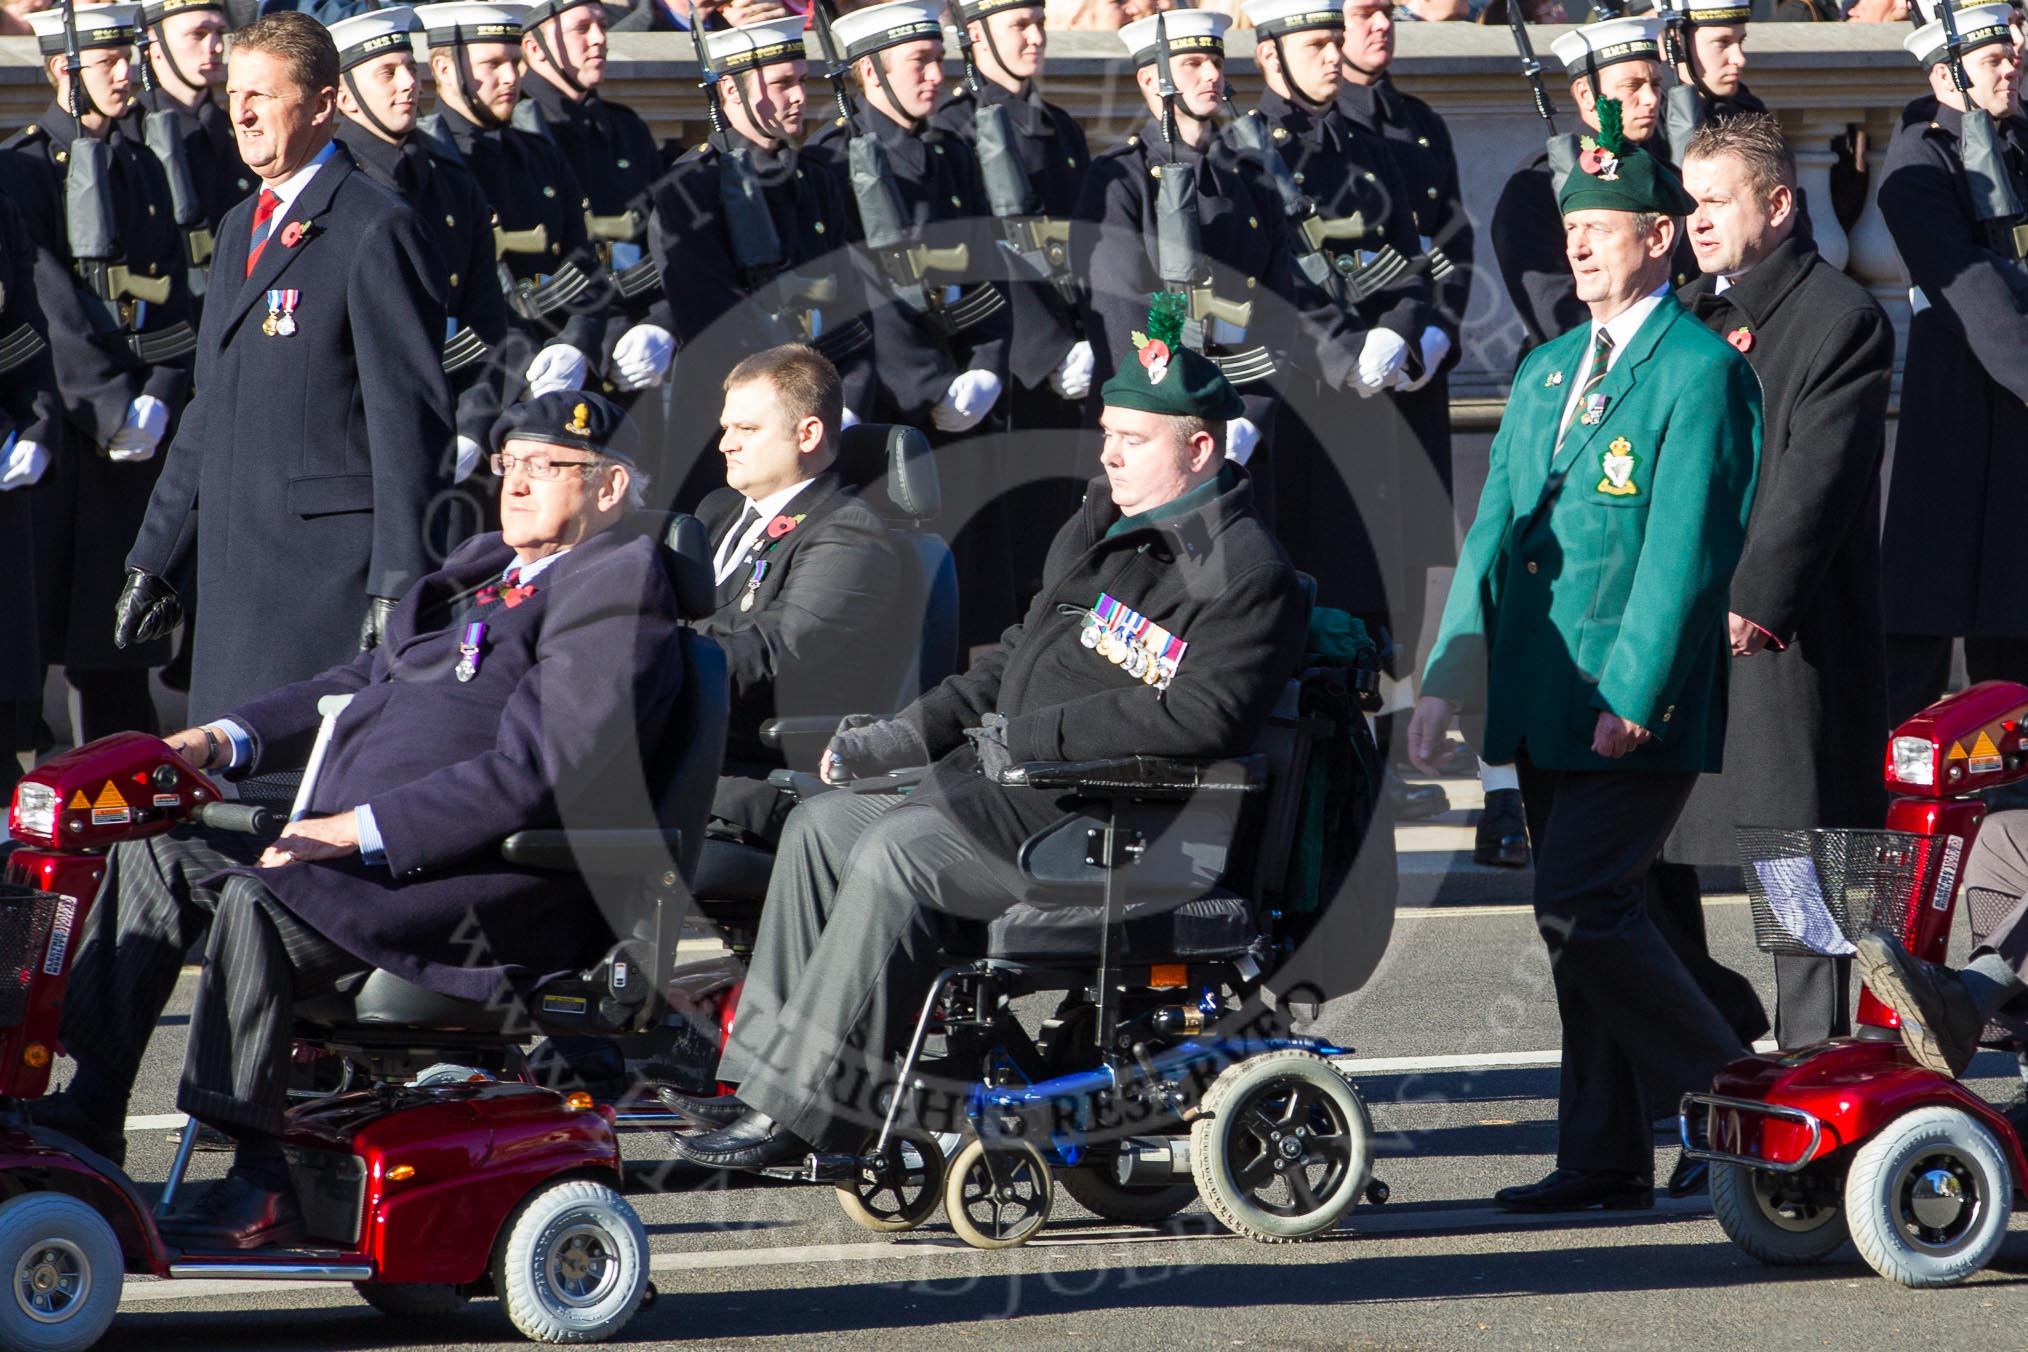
[2,4,199,740]
[31,390,684,1250]
[696,345,906,843]
[117,12,454,729]
[1875,2,2028,723]
[1663,114,1893,1050]
[665,331,1310,1169]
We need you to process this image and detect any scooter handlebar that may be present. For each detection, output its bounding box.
[193,801,281,838]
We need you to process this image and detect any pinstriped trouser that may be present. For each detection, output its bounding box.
[60,830,371,1137]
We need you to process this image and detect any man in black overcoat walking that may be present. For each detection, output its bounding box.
[1663,114,1894,1051]
[117,12,454,730]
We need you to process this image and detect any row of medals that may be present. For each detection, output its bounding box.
[1081,617,1169,687]
[262,306,297,337]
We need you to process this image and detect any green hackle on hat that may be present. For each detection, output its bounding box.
[1100,293,1245,421]
[1595,96,1623,156]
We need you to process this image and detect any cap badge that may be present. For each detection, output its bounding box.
[566,402,591,436]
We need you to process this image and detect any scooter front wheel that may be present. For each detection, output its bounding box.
[1845,1104,2012,1288]
[1709,1162,1849,1265]
[0,1192,123,1352]
[494,1178,649,1343]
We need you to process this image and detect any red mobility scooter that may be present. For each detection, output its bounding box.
[1680,680,2028,1288]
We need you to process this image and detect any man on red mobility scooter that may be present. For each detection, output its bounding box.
[26,390,684,1250]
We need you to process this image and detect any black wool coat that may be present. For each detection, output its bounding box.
[126,143,455,723]
[1876,101,2028,638]
[901,468,1310,862]
[1667,236,1894,866]
[217,526,685,1003]
[0,192,61,702]
[696,470,909,837]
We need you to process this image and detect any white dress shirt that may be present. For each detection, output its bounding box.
[255,139,339,223]
[713,479,813,586]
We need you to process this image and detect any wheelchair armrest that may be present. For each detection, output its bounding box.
[765,766,927,800]
[500,828,686,874]
[998,754,1269,800]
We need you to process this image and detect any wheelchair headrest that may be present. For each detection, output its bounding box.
[630,511,715,620]
[835,423,939,523]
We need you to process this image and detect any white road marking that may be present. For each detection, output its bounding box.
[1334,1041,1777,1076]
[1395,896,1750,920]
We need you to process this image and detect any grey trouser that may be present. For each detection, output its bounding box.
[717,788,1021,1144]
[1962,810,2028,978]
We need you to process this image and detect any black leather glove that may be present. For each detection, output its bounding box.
[964,712,1013,783]
[357,596,397,652]
[112,568,182,649]
[826,713,928,783]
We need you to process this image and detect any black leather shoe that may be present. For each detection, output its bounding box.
[657,1085,747,1128]
[19,1093,126,1169]
[1494,1168,1652,1213]
[1854,931,1983,1077]
[1392,779,1451,822]
[1473,788,1529,868]
[158,1173,304,1251]
[1665,1153,1709,1198]
[668,1109,811,1171]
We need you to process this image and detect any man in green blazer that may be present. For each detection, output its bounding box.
[1407,102,1763,1213]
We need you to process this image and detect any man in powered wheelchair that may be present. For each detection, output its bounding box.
[660,327,1394,1244]
[17,391,687,1252]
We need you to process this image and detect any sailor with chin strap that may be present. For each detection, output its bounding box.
[1906,0,2028,271]
[1655,0,1758,156]
[137,0,225,291]
[26,4,197,367]
[1546,10,1664,197]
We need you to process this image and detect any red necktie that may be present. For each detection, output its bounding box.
[246,188,280,277]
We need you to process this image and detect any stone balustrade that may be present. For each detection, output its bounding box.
[0,22,1931,405]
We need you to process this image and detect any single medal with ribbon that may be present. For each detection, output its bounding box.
[455,621,485,683]
[262,292,280,337]
[740,558,768,612]
[276,290,299,336]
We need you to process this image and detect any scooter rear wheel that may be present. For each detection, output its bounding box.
[494,1178,649,1342]
[0,1192,123,1352]
[1845,1104,2013,1288]
[1708,1162,1848,1265]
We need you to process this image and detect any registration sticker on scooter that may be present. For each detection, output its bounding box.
[1932,835,1964,911]
[42,896,77,976]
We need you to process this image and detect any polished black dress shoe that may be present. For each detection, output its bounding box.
[1473,788,1529,868]
[1391,778,1451,822]
[1494,1168,1653,1213]
[158,1173,305,1251]
[19,1093,127,1168]
[1665,1153,1709,1198]
[657,1085,748,1128]
[669,1109,811,1171]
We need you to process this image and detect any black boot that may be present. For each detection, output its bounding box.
[1473,788,1529,868]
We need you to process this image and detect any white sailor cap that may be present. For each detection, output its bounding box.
[418,0,530,49]
[1654,0,1752,27]
[29,4,142,56]
[140,0,226,27]
[1242,0,1345,42]
[328,6,421,72]
[1905,0,2017,66]
[523,0,605,27]
[702,16,812,75]
[1120,9,1232,68]
[952,0,1045,22]
[1550,15,1662,76]
[829,0,944,63]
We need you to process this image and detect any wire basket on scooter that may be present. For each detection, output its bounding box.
[0,887,61,1028]
[1734,828,1928,957]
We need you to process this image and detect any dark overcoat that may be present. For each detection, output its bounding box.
[1667,236,1893,866]
[0,192,62,703]
[125,142,454,723]
[217,526,685,1003]
[696,470,909,837]
[1,105,197,672]
[901,468,1310,861]
[1876,101,2028,638]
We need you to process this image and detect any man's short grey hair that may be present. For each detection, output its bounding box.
[596,453,650,510]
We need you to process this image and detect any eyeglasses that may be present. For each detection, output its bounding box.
[490,451,608,481]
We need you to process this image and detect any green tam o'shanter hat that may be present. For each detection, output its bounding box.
[1099,295,1247,421]
[1556,98,1697,217]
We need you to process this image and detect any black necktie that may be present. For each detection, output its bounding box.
[716,503,760,578]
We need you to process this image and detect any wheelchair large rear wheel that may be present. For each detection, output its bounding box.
[944,1138,1053,1250]
[1191,1050,1371,1243]
[835,1127,946,1233]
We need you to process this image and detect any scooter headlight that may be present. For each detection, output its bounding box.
[8,783,57,847]
[1890,735,1936,788]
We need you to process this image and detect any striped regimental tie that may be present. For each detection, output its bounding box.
[1555,327,1614,454]
[245,188,280,276]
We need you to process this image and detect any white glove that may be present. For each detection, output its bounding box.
[931,369,1003,434]
[106,394,169,462]
[0,434,48,490]
[610,322,674,391]
[525,343,590,398]
[1048,339,1094,401]
[454,434,484,484]
[1351,328,1411,398]
[1398,325,1452,394]
[1224,416,1260,466]
[840,406,860,430]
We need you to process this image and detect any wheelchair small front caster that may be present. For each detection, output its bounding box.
[1365,1178,1390,1205]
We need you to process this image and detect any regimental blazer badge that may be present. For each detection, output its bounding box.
[1597,436,1639,497]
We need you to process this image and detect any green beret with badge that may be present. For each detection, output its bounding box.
[1555,98,1698,218]
[1098,293,1247,421]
